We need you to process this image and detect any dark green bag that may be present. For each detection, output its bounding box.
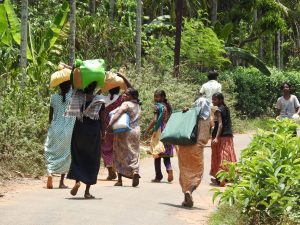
[160,107,201,145]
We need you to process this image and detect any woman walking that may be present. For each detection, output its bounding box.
[210,92,237,186]
[145,90,173,183]
[65,81,105,199]
[100,73,132,180]
[107,88,142,187]
[45,67,75,189]
[177,96,211,208]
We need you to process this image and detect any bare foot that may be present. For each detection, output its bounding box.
[132,174,140,187]
[70,182,80,196]
[47,176,53,189]
[167,170,174,183]
[182,191,193,208]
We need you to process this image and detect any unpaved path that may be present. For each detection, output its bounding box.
[0,134,251,225]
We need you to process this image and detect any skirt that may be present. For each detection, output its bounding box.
[67,117,101,185]
[210,136,237,178]
[113,126,140,179]
[177,119,211,193]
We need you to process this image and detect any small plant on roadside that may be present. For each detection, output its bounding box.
[211,119,300,224]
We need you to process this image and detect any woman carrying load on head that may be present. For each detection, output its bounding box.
[65,71,105,198]
[100,72,132,180]
[177,96,211,208]
[107,88,142,187]
[45,64,76,189]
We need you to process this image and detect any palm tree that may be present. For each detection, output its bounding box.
[173,0,183,77]
[69,0,76,66]
[136,0,142,74]
[20,0,28,87]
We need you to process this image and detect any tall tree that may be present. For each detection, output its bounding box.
[89,0,96,14]
[109,0,115,23]
[69,0,76,66]
[210,0,218,26]
[20,0,28,87]
[173,0,183,77]
[275,30,281,69]
[136,0,142,74]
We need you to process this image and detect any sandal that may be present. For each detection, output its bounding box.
[70,182,81,196]
[114,181,123,186]
[182,191,193,208]
[59,184,69,189]
[132,174,141,187]
[151,179,161,183]
[84,193,95,199]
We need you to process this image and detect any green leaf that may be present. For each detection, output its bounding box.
[0,3,11,46]
[3,0,32,60]
[38,0,69,57]
[225,47,271,76]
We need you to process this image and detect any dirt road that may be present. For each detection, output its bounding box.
[0,134,252,225]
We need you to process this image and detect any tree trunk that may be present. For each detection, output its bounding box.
[69,0,76,66]
[20,0,28,88]
[280,33,284,69]
[173,0,183,77]
[210,0,218,26]
[259,37,264,60]
[136,0,142,74]
[274,30,281,69]
[109,0,115,23]
[89,0,96,14]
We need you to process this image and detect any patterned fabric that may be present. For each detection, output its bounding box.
[210,136,237,178]
[101,95,123,167]
[65,90,104,120]
[192,96,211,120]
[153,103,173,158]
[44,91,75,175]
[177,119,211,193]
[113,101,141,178]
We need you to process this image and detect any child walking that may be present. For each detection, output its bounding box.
[145,90,173,183]
[45,67,75,189]
[210,92,237,187]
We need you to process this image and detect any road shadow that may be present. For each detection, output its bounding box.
[160,202,206,211]
[65,197,103,200]
[43,187,71,190]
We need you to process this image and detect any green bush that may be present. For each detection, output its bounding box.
[213,119,300,224]
[220,67,300,118]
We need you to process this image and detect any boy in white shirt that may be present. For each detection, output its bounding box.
[200,71,222,106]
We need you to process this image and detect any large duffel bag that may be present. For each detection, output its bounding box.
[72,59,106,90]
[160,107,201,145]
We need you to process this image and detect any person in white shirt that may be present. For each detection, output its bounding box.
[276,82,300,119]
[199,71,222,106]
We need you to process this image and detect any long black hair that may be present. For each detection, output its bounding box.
[84,81,97,94]
[212,92,229,109]
[109,87,121,100]
[127,88,142,105]
[154,89,172,113]
[59,81,71,102]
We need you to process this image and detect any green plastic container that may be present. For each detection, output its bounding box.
[160,107,201,145]
[73,59,106,90]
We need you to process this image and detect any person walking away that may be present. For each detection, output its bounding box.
[65,81,105,199]
[100,73,132,180]
[276,82,300,119]
[210,92,237,187]
[199,70,222,105]
[45,67,75,189]
[145,90,174,183]
[107,88,142,187]
[177,96,211,208]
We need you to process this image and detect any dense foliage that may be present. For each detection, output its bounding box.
[212,119,300,224]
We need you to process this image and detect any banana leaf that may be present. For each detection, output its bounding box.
[0,3,11,46]
[38,0,69,57]
[225,47,271,76]
[3,0,32,60]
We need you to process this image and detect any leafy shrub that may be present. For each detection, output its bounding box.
[213,119,300,224]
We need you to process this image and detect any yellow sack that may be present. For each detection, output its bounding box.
[150,129,165,158]
[102,71,127,93]
[49,68,71,88]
